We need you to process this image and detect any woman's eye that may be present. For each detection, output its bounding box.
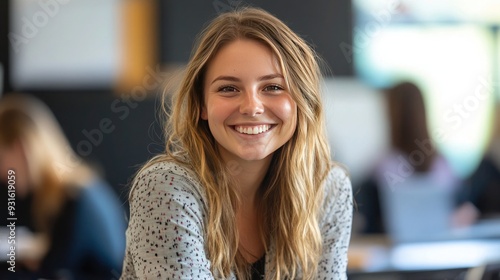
[218,86,238,92]
[264,85,283,92]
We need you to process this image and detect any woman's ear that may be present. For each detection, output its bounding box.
[201,106,208,120]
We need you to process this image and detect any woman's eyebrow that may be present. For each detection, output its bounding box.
[211,73,284,85]
[258,73,284,81]
[211,76,240,85]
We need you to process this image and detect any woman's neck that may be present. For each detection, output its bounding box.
[228,157,271,263]
[222,155,272,205]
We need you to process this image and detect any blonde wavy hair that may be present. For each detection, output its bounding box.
[0,93,93,234]
[134,7,332,279]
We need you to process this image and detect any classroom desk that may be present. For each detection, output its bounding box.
[348,219,500,279]
[348,237,500,280]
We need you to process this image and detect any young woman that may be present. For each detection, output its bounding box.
[121,7,352,280]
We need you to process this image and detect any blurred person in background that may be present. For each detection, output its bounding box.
[357,81,460,234]
[0,93,126,279]
[456,103,500,221]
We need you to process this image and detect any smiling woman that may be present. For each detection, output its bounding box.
[120,7,353,280]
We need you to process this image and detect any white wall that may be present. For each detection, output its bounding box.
[9,0,121,90]
[322,77,390,186]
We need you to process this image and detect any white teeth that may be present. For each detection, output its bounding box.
[235,125,271,135]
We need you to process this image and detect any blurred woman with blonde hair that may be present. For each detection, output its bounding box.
[0,93,126,279]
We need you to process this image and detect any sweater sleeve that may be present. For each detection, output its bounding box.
[317,166,353,280]
[120,163,215,279]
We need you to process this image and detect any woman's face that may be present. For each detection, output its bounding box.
[202,39,297,164]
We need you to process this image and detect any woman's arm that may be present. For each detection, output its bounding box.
[122,164,214,279]
[317,167,353,280]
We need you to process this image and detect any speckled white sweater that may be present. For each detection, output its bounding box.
[120,161,352,279]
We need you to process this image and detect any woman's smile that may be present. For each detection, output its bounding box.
[233,124,273,135]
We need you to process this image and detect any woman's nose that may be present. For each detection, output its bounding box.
[239,91,264,116]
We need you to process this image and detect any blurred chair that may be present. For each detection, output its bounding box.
[379,175,455,243]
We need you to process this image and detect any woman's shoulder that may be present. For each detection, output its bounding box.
[130,160,206,203]
[137,160,198,181]
[324,164,351,195]
[321,164,353,208]
[319,163,353,227]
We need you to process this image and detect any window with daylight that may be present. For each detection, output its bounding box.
[352,0,499,177]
